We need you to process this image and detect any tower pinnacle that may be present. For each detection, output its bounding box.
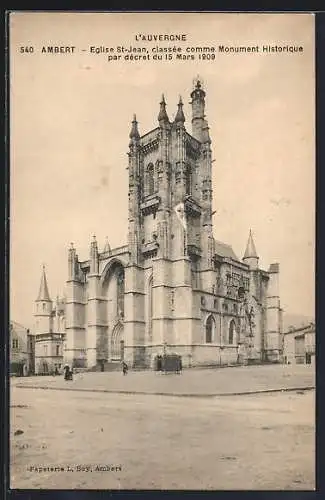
[175,95,185,124]
[103,236,111,254]
[190,78,207,141]
[158,94,169,124]
[243,230,259,269]
[36,265,51,301]
[129,114,140,142]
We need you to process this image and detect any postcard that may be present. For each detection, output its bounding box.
[9,11,315,490]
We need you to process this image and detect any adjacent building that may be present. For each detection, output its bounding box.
[283,322,315,365]
[10,321,30,376]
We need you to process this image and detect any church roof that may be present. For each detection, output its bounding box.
[214,239,239,261]
[243,230,258,259]
[36,266,51,301]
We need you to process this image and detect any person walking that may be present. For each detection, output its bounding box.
[122,361,128,375]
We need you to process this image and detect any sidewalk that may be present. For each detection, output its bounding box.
[12,363,315,397]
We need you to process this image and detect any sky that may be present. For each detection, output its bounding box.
[9,12,315,329]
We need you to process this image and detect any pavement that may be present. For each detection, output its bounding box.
[10,386,315,490]
[12,363,315,397]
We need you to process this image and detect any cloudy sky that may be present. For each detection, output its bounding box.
[9,12,315,328]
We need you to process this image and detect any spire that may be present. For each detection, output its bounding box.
[129,114,140,141]
[244,229,258,259]
[158,94,169,124]
[36,265,51,301]
[175,95,185,124]
[103,236,111,254]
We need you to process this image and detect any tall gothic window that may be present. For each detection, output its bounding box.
[185,165,192,195]
[206,315,215,343]
[147,164,154,196]
[117,268,125,318]
[229,319,236,345]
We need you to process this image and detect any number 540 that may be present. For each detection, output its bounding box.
[20,46,34,54]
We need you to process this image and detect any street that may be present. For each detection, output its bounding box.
[10,376,315,490]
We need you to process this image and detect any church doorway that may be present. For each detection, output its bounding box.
[111,323,124,361]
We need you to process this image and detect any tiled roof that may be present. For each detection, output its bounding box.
[214,239,239,261]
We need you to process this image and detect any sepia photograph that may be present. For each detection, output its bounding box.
[9,11,315,490]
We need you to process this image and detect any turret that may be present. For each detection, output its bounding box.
[129,113,140,147]
[174,96,185,126]
[128,114,141,264]
[36,264,51,302]
[243,230,259,270]
[34,265,53,334]
[190,79,206,142]
[158,94,170,127]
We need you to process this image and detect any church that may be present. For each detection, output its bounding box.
[34,79,283,371]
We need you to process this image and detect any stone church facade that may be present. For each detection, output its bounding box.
[35,80,283,369]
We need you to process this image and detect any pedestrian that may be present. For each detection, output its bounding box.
[122,361,128,375]
[64,365,70,381]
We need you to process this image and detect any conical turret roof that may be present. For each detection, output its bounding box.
[36,265,51,301]
[129,114,140,141]
[158,94,169,123]
[103,236,111,253]
[243,230,258,259]
[175,96,185,124]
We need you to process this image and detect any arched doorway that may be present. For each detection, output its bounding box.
[101,260,125,362]
[205,315,215,343]
[111,322,124,361]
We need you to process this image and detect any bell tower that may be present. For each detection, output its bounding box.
[34,265,53,334]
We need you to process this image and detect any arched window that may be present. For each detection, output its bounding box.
[206,315,215,343]
[229,319,236,345]
[147,164,154,195]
